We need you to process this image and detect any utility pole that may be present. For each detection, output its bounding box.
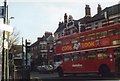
[2,0,7,81]
[6,3,9,81]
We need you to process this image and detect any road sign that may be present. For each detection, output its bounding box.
[4,39,8,49]
[0,6,5,18]
[0,23,13,32]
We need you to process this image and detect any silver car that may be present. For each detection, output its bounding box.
[37,65,54,73]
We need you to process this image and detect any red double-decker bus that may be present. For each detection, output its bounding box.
[54,23,120,77]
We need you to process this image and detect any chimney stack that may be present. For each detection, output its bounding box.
[85,5,91,17]
[58,22,61,27]
[64,13,67,23]
[97,4,102,14]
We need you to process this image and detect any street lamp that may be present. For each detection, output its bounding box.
[8,17,14,24]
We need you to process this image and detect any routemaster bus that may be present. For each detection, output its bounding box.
[54,23,120,77]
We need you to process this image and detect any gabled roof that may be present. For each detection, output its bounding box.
[31,41,38,47]
[54,20,80,34]
[79,16,91,24]
[47,35,54,43]
[54,22,65,34]
[104,3,120,17]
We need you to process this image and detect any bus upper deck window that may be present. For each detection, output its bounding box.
[63,40,70,45]
[71,38,79,43]
[96,32,101,39]
[101,31,107,38]
[89,33,96,40]
[108,29,114,36]
[115,29,120,35]
[80,36,85,42]
[86,35,90,41]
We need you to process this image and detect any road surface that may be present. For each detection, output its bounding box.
[30,71,120,81]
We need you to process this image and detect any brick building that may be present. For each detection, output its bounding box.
[54,4,120,39]
[30,32,54,68]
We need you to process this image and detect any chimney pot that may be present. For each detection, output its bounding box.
[85,5,91,17]
[97,4,102,14]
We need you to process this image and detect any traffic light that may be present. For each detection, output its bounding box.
[25,39,31,53]
[9,52,12,60]
[1,6,5,18]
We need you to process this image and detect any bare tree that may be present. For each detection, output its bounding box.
[0,27,20,54]
[9,27,20,49]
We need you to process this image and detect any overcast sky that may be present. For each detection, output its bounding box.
[0,0,119,44]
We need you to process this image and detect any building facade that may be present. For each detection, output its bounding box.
[54,4,120,40]
[31,32,54,68]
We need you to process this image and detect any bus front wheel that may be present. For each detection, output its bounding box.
[57,67,64,77]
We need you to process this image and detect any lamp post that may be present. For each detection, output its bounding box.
[8,17,14,80]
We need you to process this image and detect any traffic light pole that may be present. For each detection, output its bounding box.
[25,39,30,80]
[25,39,28,65]
[21,37,24,79]
[22,38,24,65]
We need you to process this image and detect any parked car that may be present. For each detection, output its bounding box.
[37,65,54,73]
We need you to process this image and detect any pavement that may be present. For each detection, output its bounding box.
[30,71,59,79]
